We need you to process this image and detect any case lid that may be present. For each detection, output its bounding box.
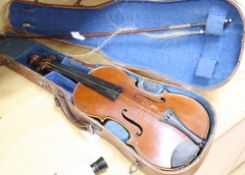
[7,0,245,89]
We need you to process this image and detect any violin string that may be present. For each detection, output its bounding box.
[47,62,121,95]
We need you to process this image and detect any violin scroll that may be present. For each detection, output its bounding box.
[28,53,57,72]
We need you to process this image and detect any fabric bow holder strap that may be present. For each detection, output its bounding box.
[195,7,228,80]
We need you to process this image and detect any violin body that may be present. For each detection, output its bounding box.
[73,66,210,168]
[28,54,210,168]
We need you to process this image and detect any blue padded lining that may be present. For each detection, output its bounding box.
[195,36,221,79]
[45,71,76,101]
[61,58,92,73]
[9,0,244,89]
[104,121,129,142]
[205,6,227,35]
[0,38,36,58]
[195,57,217,79]
[137,79,164,94]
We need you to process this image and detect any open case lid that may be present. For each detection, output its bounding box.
[6,0,245,89]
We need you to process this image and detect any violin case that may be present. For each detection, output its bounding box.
[0,0,244,174]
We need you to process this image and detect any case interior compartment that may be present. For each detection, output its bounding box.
[9,0,244,89]
[0,39,215,158]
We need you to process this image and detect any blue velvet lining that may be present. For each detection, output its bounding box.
[104,121,129,142]
[195,36,220,79]
[45,71,76,101]
[9,0,244,89]
[205,6,228,35]
[194,5,228,79]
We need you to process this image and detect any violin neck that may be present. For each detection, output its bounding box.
[48,62,123,100]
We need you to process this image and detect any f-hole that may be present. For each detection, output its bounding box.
[121,109,143,136]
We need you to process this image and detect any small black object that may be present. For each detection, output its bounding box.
[90,157,108,174]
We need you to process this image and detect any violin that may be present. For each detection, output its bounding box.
[28,54,210,168]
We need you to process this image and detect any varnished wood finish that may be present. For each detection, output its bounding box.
[73,66,210,168]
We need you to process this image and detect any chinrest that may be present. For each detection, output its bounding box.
[171,140,200,167]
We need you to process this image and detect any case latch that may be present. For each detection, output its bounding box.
[129,159,143,174]
[55,90,97,135]
[36,78,51,92]
[74,0,82,6]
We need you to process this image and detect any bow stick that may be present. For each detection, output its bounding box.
[0,18,232,40]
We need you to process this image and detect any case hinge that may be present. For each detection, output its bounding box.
[0,60,11,67]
